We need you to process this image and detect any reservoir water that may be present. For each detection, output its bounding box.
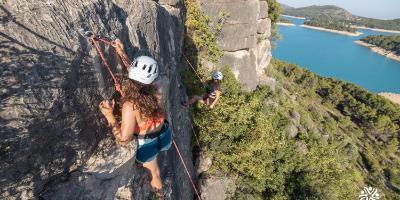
[273,17,400,93]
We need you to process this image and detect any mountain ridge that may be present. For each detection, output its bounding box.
[281,4,400,31]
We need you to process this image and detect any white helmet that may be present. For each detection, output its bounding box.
[212,71,223,80]
[128,56,159,84]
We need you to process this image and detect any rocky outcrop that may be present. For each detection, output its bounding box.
[287,110,300,138]
[200,0,272,90]
[195,154,212,176]
[1,0,196,199]
[199,176,235,200]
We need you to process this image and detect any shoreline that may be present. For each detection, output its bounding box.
[300,25,363,36]
[351,25,400,34]
[277,22,295,26]
[281,15,306,19]
[355,40,400,62]
[378,93,400,105]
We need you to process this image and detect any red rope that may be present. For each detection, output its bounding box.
[190,123,201,147]
[97,37,111,45]
[89,37,123,97]
[172,138,202,200]
[182,54,205,85]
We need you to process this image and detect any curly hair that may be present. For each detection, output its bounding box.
[121,79,165,120]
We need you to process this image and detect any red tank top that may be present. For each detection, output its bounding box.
[134,117,164,133]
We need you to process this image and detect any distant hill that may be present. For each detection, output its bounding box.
[281,4,400,31]
[282,5,355,21]
[354,18,400,31]
[280,3,293,10]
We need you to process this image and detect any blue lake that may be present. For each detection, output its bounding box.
[273,17,400,93]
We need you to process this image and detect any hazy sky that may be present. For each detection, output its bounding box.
[278,0,400,20]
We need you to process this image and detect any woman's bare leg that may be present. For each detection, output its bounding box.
[142,159,163,198]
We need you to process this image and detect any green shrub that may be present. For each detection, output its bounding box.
[265,0,282,45]
[266,0,281,24]
[184,0,223,63]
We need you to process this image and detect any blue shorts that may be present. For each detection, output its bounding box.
[136,122,172,164]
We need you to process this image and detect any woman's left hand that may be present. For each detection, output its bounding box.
[99,99,115,117]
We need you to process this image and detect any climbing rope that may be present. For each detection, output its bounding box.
[190,123,201,147]
[172,139,202,200]
[181,53,209,148]
[84,32,202,199]
[89,37,123,96]
[182,53,205,85]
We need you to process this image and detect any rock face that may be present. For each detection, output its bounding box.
[1,0,196,199]
[199,176,235,200]
[195,154,212,176]
[200,0,272,90]
[287,110,301,138]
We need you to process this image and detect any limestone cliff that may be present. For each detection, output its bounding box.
[0,0,195,199]
[199,0,272,89]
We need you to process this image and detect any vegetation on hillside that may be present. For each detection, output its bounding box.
[361,35,400,55]
[282,5,354,21]
[187,60,400,199]
[352,18,400,31]
[191,66,358,199]
[268,60,400,199]
[304,17,357,33]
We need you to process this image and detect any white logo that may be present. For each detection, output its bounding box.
[359,187,379,200]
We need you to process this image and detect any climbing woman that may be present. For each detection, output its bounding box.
[183,71,223,109]
[98,39,171,199]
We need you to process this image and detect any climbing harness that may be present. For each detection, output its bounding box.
[80,29,202,200]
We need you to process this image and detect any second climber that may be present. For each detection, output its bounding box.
[182,71,223,109]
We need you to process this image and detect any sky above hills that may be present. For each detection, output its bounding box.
[278,0,400,20]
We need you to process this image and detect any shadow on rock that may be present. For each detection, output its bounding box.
[0,7,107,198]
